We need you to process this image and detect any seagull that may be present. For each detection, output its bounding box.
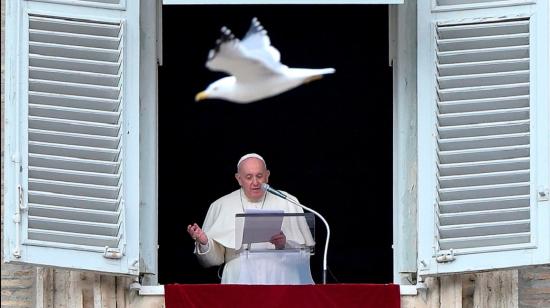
[195,17,335,104]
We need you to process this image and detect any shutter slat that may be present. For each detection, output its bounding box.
[437,33,529,52]
[438,120,529,139]
[29,141,119,161]
[440,207,529,225]
[29,16,120,37]
[30,54,120,75]
[438,71,529,89]
[29,116,120,137]
[440,220,530,238]
[29,166,120,186]
[30,92,119,112]
[438,45,529,65]
[29,79,120,99]
[438,145,529,164]
[439,232,530,250]
[438,132,529,151]
[438,58,529,77]
[29,179,120,199]
[30,42,120,62]
[29,103,120,124]
[29,204,119,224]
[439,182,529,201]
[28,216,120,236]
[29,129,120,149]
[28,191,119,212]
[28,229,120,247]
[29,153,119,174]
[438,83,529,101]
[439,157,529,176]
[437,19,529,39]
[440,169,529,188]
[438,95,529,113]
[438,108,529,127]
[440,195,530,213]
[29,29,120,50]
[30,67,120,87]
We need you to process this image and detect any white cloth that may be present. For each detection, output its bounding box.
[237,250,314,284]
[195,189,315,284]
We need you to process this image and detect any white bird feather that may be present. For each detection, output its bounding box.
[195,17,335,104]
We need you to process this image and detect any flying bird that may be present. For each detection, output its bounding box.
[195,18,335,104]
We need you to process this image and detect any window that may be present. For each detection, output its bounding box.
[158,4,394,284]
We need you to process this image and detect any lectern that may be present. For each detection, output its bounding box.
[233,212,315,285]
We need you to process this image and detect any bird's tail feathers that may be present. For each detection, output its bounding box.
[303,68,336,83]
[292,67,335,76]
[319,68,336,75]
[294,67,336,75]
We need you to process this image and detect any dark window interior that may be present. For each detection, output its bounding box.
[159,4,393,284]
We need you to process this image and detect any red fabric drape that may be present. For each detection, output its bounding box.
[164,284,400,308]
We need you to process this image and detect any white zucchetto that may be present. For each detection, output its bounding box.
[237,153,266,170]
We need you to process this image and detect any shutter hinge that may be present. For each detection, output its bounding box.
[436,249,455,263]
[538,188,549,201]
[13,185,26,259]
[18,185,27,211]
[103,247,123,259]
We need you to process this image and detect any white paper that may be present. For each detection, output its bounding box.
[241,209,284,245]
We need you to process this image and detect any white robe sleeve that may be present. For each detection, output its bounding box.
[195,237,226,267]
[193,195,234,267]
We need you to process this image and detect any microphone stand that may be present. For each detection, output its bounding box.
[262,184,330,284]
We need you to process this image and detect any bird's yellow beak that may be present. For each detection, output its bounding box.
[195,91,208,102]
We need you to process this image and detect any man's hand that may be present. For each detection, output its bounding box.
[187,223,208,245]
[270,231,286,250]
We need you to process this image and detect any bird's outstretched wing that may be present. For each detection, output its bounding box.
[241,17,281,64]
[206,18,285,82]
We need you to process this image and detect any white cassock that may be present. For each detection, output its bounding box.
[194,189,315,284]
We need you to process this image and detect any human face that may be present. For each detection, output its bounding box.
[235,158,270,202]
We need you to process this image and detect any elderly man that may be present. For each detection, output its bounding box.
[187,153,315,284]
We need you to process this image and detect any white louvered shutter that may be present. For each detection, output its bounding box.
[3,0,141,275]
[417,0,550,275]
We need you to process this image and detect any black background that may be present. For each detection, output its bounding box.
[158,4,393,284]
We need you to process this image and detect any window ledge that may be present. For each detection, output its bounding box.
[399,284,418,296]
[139,285,165,296]
[137,284,418,296]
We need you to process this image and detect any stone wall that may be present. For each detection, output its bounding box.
[519,265,550,308]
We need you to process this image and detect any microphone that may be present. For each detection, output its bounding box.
[261,183,288,199]
[261,183,331,284]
